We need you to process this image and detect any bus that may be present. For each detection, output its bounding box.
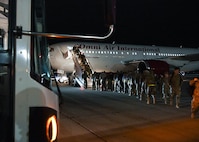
[0,0,115,141]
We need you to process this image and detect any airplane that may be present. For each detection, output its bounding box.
[48,41,199,86]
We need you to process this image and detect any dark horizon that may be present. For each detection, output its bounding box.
[45,0,199,48]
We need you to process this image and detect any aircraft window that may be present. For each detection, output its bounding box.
[113,51,115,54]
[101,51,103,54]
[104,51,106,54]
[121,52,124,54]
[116,51,118,54]
[92,51,94,54]
[147,53,151,55]
[110,51,112,54]
[127,52,129,55]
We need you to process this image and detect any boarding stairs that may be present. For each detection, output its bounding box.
[71,45,93,88]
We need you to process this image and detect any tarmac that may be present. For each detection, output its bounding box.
[54,80,199,142]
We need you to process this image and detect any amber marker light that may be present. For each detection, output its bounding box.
[46,115,57,142]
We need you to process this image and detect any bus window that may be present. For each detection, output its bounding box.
[31,0,51,88]
[0,0,8,50]
[0,1,11,141]
[0,65,11,141]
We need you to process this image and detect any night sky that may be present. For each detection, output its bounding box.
[46,0,199,48]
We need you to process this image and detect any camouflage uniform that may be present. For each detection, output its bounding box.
[162,72,171,104]
[170,68,183,108]
[189,78,199,118]
[145,70,156,104]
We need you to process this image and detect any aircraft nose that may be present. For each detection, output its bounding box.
[49,47,54,52]
[62,51,68,59]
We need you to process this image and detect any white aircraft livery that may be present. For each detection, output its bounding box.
[49,41,199,85]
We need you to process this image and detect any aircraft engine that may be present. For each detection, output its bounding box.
[138,60,169,76]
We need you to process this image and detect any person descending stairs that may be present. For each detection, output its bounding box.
[71,45,93,88]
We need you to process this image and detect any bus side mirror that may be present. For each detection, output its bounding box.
[14,0,116,40]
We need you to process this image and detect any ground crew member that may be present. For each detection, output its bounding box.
[189,77,199,118]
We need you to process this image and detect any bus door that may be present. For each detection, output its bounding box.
[0,0,15,141]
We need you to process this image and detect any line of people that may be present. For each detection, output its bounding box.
[90,67,183,108]
[80,67,199,118]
